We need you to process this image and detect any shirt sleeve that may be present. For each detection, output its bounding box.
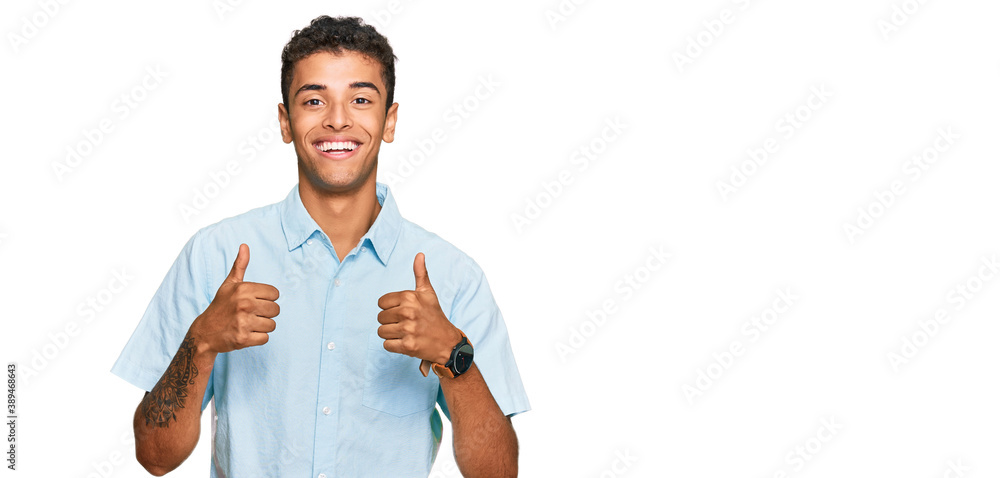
[438,258,530,419]
[110,230,216,411]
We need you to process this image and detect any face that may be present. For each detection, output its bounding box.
[279,50,398,195]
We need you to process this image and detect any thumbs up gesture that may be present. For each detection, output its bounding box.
[377,253,462,365]
[189,243,280,354]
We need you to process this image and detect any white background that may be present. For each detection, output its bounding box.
[2,0,999,476]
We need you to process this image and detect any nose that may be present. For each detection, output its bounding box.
[324,101,352,130]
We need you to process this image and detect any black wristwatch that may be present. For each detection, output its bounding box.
[420,332,474,379]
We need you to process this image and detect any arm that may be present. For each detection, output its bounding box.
[377,253,519,477]
[439,363,518,477]
[133,334,218,476]
[133,243,279,475]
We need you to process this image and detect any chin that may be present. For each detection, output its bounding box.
[299,157,376,192]
[311,172,369,193]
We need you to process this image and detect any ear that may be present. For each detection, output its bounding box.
[382,102,398,143]
[278,103,293,144]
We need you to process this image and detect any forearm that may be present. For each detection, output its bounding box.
[439,363,518,478]
[133,331,217,476]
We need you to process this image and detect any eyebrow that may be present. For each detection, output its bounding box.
[294,81,382,98]
[349,81,381,95]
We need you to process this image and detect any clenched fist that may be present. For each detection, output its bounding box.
[377,253,462,366]
[189,243,280,354]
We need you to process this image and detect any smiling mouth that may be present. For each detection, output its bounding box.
[314,141,360,154]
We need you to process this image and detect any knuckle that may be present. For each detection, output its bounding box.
[236,297,253,312]
[401,337,415,353]
[236,331,250,347]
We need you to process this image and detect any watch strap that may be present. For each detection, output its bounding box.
[419,331,469,378]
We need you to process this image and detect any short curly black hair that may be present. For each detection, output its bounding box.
[281,16,397,113]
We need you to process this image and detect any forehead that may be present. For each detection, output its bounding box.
[291,50,385,90]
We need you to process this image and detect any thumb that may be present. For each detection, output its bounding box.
[228,243,249,283]
[413,252,433,291]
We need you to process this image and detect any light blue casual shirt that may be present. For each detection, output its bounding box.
[112,182,530,477]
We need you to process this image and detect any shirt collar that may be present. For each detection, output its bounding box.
[279,182,402,265]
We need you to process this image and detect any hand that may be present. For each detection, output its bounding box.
[189,243,280,354]
[377,253,462,364]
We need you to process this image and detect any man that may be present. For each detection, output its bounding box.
[112,15,529,477]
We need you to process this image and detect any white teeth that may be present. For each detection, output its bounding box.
[316,141,357,152]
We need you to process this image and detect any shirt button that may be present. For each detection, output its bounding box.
[327,342,336,350]
[307,239,314,246]
[361,246,367,253]
[322,406,331,415]
[318,474,327,478]
[334,278,342,287]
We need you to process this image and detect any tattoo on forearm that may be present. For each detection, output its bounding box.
[141,336,199,428]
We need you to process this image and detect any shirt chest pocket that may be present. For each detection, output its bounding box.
[361,331,439,417]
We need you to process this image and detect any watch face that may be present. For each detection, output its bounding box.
[453,343,474,374]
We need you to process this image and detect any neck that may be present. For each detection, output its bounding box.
[297,176,382,261]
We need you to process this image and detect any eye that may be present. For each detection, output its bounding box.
[305,98,322,106]
[353,97,371,105]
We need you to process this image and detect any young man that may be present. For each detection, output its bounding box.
[112,16,529,477]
